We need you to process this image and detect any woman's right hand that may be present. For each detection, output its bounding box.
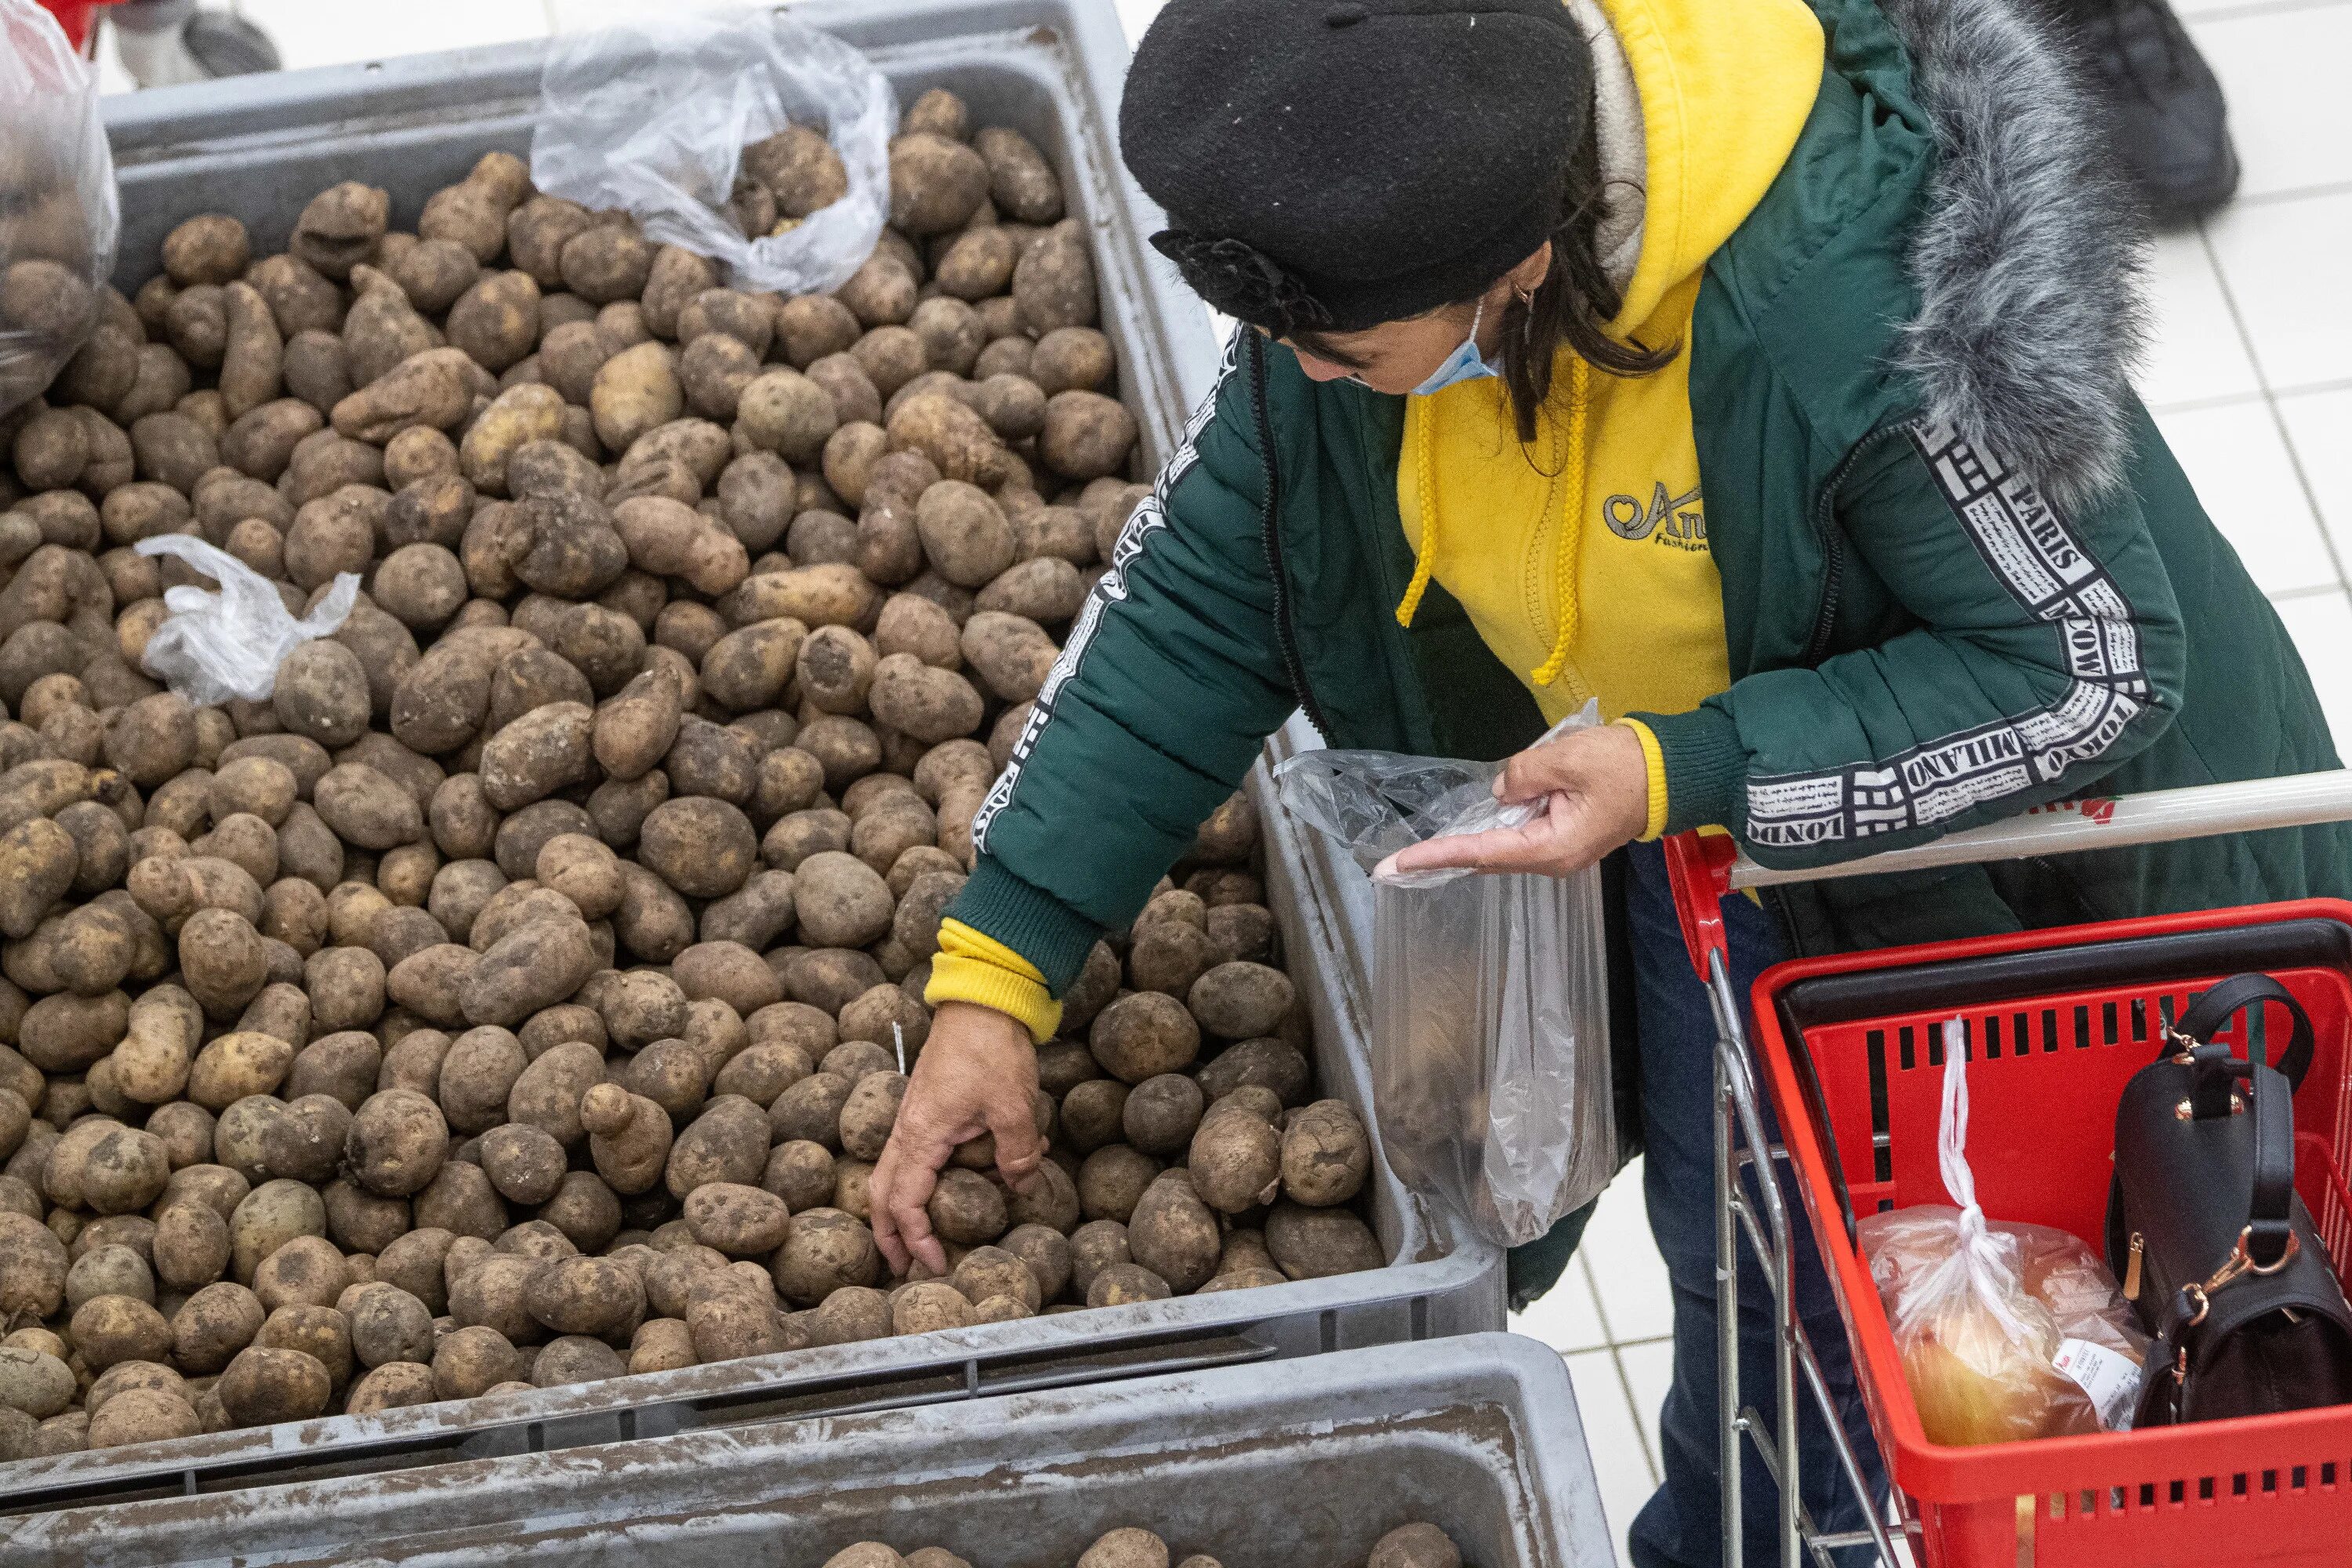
[869,1000,1044,1276]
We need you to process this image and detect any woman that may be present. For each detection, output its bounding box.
[869,0,2351,1558]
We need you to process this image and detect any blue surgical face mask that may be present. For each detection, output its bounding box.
[1403,299,1499,397]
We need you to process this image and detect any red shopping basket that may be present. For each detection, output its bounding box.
[1732,880,2352,1567]
[33,0,111,53]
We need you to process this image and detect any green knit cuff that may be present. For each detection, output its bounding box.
[939,858,1104,999]
[1630,706,1748,836]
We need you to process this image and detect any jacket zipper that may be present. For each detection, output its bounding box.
[1802,423,1909,665]
[1759,424,1920,958]
[1764,887,1809,961]
[1247,332,1332,738]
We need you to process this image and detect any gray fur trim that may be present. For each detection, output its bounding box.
[1880,0,2152,512]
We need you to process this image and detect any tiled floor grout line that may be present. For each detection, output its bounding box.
[2231,177,2352,209]
[1581,1240,1668,1490]
[1604,1341,1664,1486]
[2271,374,2352,404]
[2187,0,2352,24]
[1576,1253,1619,1345]
[2266,399,2346,557]
[2147,387,2270,417]
[2196,223,2352,591]
[2267,583,2350,603]
[2191,220,2270,387]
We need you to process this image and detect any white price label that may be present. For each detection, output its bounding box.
[2053,1338,2143,1432]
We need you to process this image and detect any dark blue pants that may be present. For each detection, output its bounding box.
[1620,841,1888,1567]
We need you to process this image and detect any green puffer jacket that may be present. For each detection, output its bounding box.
[948,0,2351,993]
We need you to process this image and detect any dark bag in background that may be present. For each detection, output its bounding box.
[2106,974,2352,1427]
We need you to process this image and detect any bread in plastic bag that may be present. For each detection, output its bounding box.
[0,0,119,416]
[133,535,361,706]
[1857,1020,2148,1446]
[1273,705,1614,1245]
[532,4,893,296]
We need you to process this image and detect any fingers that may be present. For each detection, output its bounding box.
[1497,739,1588,804]
[879,1145,948,1276]
[1381,820,1553,877]
[1381,797,1617,879]
[873,1104,963,1276]
[869,1145,908,1273]
[988,1091,1045,1195]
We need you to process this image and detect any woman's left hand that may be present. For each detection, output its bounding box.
[1377,720,1653,880]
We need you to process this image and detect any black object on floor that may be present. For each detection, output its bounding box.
[2058,0,2241,225]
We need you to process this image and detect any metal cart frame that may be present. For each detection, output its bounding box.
[1665,769,2352,1568]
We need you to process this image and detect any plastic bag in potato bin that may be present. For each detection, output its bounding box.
[1857,1020,2149,1446]
[1273,705,1614,1246]
[134,535,360,706]
[532,2,892,296]
[0,0,119,417]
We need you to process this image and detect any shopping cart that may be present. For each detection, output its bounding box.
[1665,770,2352,1568]
[33,0,278,79]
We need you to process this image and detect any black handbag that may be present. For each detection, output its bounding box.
[2106,973,2352,1428]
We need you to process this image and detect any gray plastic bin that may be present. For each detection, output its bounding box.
[0,1334,1606,1568]
[0,0,1508,1519]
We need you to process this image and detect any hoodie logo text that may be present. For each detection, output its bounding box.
[1602,482,1706,550]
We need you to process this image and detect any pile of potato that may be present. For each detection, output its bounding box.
[824,1521,1462,1568]
[0,87,1383,1462]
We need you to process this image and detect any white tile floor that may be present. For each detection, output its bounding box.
[1515,1163,1682,1566]
[93,2,2352,1561]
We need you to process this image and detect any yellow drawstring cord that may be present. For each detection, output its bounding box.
[1395,405,1442,629]
[1394,358,1592,691]
[1528,357,1591,688]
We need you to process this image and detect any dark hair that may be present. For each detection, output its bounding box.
[1294,132,1672,445]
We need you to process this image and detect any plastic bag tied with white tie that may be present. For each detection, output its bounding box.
[1857,1019,2150,1444]
[132,536,359,707]
[531,5,894,296]
[1275,706,1614,1245]
[1921,1020,2038,1346]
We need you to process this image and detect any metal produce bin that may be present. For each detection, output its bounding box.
[0,0,1509,1519]
[0,1334,1605,1568]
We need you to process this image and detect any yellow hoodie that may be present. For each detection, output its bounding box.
[1396,0,1824,837]
[932,0,1828,1041]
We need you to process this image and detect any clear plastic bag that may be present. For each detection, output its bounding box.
[532,4,893,297]
[133,536,360,706]
[1856,1020,2149,1445]
[1275,706,1615,1245]
[0,0,119,416]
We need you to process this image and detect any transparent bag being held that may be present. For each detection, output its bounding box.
[1275,706,1614,1245]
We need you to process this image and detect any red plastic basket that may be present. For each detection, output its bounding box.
[1744,895,2352,1567]
[33,0,112,53]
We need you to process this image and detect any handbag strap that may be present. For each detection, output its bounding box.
[2142,1042,2299,1275]
[2169,973,2316,1091]
[2242,1054,2299,1269]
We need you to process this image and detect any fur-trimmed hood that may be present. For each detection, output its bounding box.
[1881,0,2153,512]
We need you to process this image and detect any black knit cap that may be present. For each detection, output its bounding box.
[1119,0,1592,336]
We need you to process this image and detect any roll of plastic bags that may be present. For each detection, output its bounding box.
[532,4,893,296]
[1276,706,1615,1244]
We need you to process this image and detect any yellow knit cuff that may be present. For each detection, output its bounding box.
[1616,718,1670,842]
[924,920,1062,1044]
